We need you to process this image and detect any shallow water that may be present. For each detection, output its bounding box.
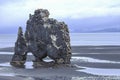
[1,55,120,77]
[72,56,120,64]
[0,52,14,55]
[0,52,32,55]
[77,68,120,76]
[0,60,53,69]
[0,73,16,76]
[0,62,34,69]
[73,56,120,76]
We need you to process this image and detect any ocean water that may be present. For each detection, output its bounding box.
[0,33,120,48]
[70,33,120,46]
[0,34,16,48]
[0,33,120,77]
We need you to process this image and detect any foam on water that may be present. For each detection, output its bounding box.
[72,56,120,76]
[77,67,120,76]
[0,52,14,55]
[0,52,33,55]
[72,56,120,64]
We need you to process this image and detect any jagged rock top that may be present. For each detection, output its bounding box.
[28,9,50,23]
[11,9,71,67]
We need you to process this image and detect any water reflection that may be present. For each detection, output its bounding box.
[0,62,34,69]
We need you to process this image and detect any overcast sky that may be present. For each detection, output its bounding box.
[0,0,120,29]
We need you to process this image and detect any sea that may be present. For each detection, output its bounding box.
[0,33,120,48]
[0,33,120,78]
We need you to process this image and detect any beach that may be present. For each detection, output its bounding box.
[0,46,120,80]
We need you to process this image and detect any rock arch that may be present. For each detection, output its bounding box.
[10,9,71,67]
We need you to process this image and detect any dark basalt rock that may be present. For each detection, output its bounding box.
[10,27,27,67]
[10,9,71,67]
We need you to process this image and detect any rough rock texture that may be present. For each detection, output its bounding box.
[10,9,71,67]
[10,27,27,67]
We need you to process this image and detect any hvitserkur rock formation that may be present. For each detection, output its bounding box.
[10,9,71,67]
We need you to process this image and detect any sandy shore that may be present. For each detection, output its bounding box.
[0,46,120,80]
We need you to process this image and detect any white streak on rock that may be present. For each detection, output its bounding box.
[50,35,59,49]
[40,12,46,18]
[43,23,51,28]
[50,35,57,41]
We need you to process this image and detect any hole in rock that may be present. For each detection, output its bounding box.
[26,52,54,62]
[24,52,54,68]
[43,56,54,62]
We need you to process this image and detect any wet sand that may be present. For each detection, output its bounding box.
[0,46,120,80]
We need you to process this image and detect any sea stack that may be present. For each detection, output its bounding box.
[10,27,27,67]
[10,9,71,67]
